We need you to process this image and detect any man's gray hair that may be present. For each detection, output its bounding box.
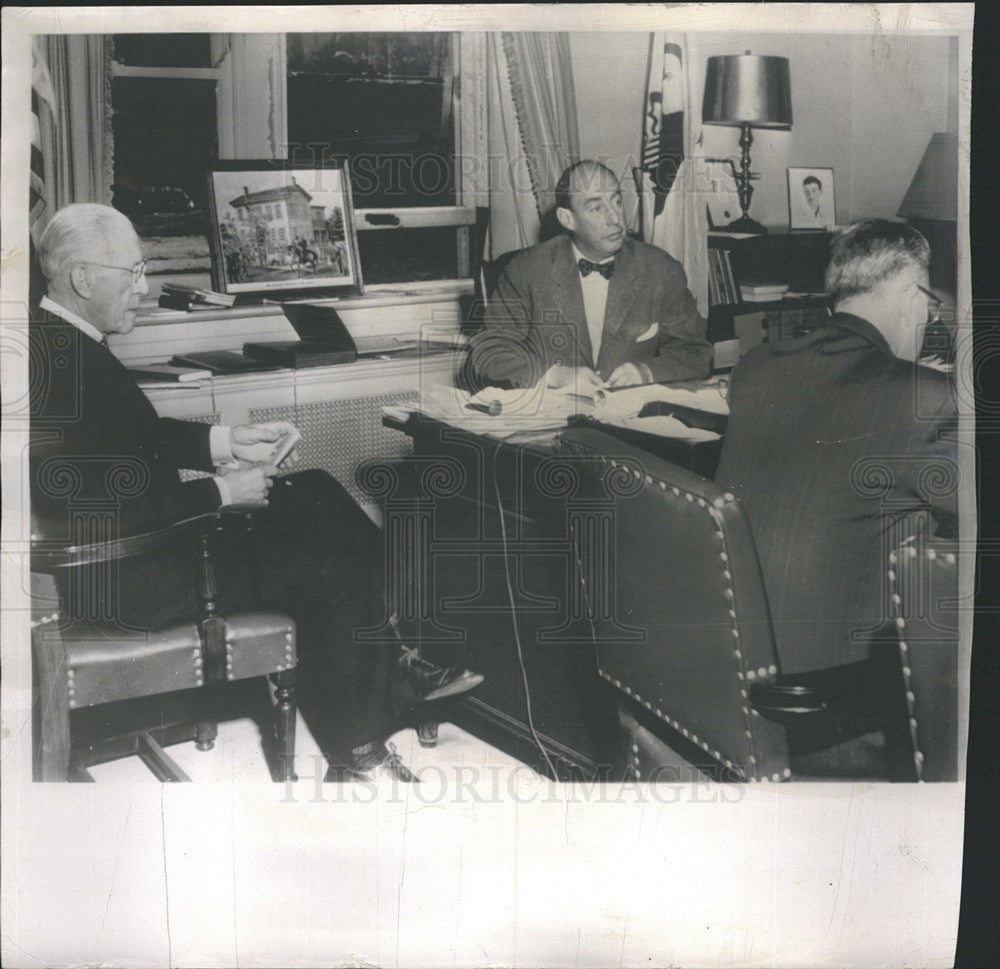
[825,218,930,305]
[36,203,135,283]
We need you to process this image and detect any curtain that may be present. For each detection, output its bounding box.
[487,32,579,257]
[638,32,709,318]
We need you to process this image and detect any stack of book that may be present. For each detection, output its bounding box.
[739,282,791,303]
[708,248,740,306]
[158,283,236,312]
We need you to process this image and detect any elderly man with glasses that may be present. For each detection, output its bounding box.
[30,203,483,783]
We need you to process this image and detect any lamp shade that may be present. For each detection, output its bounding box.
[897,132,958,221]
[702,54,792,129]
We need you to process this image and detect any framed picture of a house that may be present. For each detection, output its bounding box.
[207,159,363,296]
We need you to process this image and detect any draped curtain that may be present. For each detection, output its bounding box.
[638,32,709,318]
[487,32,579,257]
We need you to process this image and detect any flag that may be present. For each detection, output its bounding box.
[637,32,709,317]
[640,37,685,218]
[30,38,56,235]
[30,38,56,310]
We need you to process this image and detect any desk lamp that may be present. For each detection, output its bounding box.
[702,53,792,235]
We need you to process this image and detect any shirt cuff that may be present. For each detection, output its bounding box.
[210,425,235,465]
[638,363,654,384]
[213,474,234,506]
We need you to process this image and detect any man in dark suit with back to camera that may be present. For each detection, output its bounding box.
[30,203,482,782]
[470,159,712,392]
[716,219,958,680]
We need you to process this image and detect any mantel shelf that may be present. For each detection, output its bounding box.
[134,280,475,328]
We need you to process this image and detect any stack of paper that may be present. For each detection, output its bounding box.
[418,385,584,439]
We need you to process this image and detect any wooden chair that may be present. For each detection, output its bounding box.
[31,506,297,782]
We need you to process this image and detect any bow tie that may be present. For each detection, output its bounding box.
[578,258,615,280]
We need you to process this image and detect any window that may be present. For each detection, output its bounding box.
[110,34,219,281]
[285,32,473,283]
[106,32,478,295]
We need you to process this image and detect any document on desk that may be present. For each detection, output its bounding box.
[604,414,722,443]
[592,376,730,417]
[418,384,585,439]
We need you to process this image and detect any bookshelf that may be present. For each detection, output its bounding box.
[706,230,831,345]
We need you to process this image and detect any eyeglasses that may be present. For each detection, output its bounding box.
[915,283,944,324]
[82,260,147,284]
[915,283,943,309]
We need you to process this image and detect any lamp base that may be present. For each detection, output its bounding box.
[720,215,768,235]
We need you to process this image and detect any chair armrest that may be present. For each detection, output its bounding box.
[31,505,265,573]
[749,658,902,733]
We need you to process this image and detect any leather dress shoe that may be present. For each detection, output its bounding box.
[400,650,484,703]
[325,742,418,784]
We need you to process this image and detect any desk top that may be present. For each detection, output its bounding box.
[384,377,730,453]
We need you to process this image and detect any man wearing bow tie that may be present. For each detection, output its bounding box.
[471,160,711,391]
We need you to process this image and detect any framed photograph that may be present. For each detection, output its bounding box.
[787,166,837,230]
[207,159,363,296]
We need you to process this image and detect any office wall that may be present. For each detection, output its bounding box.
[569,31,953,228]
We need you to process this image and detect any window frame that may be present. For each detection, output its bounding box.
[109,32,488,303]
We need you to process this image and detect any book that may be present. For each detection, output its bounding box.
[169,351,280,375]
[158,292,223,312]
[719,249,741,304]
[739,282,790,302]
[160,282,236,307]
[129,363,212,383]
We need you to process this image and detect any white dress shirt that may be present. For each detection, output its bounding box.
[40,296,236,503]
[571,243,614,368]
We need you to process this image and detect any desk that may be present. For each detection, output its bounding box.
[380,404,724,778]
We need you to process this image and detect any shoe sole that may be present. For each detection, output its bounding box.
[420,672,485,703]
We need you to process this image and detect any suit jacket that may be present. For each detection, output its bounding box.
[714,312,958,674]
[30,311,220,540]
[470,234,711,387]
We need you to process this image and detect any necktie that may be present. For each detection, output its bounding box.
[578,258,615,280]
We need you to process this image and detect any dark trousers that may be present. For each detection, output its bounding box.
[100,470,401,767]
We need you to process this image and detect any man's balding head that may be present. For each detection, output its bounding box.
[38,203,148,335]
[554,160,625,261]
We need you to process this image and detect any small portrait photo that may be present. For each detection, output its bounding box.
[787,167,836,230]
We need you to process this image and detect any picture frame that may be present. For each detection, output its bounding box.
[206,159,364,297]
[787,166,837,230]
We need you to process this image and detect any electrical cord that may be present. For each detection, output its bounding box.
[491,448,558,780]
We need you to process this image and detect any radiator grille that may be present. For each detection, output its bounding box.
[251,391,417,503]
